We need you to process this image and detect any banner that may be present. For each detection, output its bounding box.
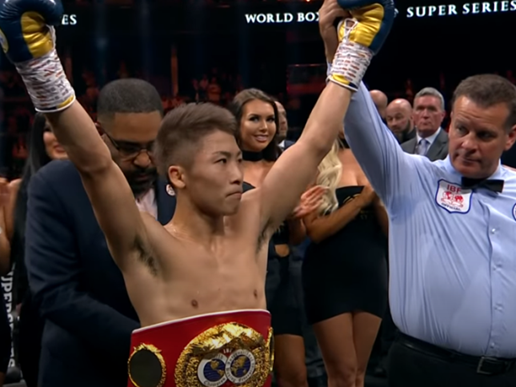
[57,2,515,37]
[405,0,516,18]
[1,271,15,369]
[244,11,319,24]
[61,13,78,26]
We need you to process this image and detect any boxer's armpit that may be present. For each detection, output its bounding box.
[256,222,271,254]
[133,233,158,276]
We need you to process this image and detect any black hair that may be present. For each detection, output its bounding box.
[11,113,51,303]
[452,74,516,132]
[97,78,164,122]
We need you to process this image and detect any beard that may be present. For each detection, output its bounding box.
[125,167,158,197]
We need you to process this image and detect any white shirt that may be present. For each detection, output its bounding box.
[135,189,157,219]
[345,82,516,357]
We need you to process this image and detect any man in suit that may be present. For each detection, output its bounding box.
[25,79,176,387]
[385,98,416,144]
[275,101,295,150]
[401,87,449,161]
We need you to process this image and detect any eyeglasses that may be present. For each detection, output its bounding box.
[104,131,155,160]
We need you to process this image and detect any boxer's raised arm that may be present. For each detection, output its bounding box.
[45,105,146,269]
[344,83,419,210]
[0,1,144,269]
[259,0,396,233]
[259,83,350,232]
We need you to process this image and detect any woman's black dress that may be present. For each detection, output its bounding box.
[303,186,388,325]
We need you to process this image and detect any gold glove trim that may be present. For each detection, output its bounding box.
[349,4,384,48]
[175,322,273,387]
[128,343,167,387]
[21,12,54,58]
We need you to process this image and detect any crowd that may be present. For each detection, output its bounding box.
[5,60,514,181]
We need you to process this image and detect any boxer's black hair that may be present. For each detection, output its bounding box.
[97,78,163,124]
[155,103,237,177]
[452,74,516,132]
[228,88,281,162]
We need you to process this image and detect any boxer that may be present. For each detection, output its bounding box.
[0,0,395,386]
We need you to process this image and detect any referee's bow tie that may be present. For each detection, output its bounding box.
[461,177,504,192]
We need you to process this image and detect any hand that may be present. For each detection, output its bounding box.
[0,0,63,63]
[356,185,377,207]
[290,185,327,220]
[0,0,74,112]
[0,178,10,209]
[328,0,396,91]
[336,0,396,54]
[318,0,350,62]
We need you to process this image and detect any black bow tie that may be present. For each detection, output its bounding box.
[461,177,504,193]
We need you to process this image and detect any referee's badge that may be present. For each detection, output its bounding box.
[435,179,472,214]
[512,203,516,221]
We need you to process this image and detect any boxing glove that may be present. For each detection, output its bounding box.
[329,0,396,91]
[0,0,75,112]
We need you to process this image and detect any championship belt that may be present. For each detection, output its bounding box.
[127,310,273,387]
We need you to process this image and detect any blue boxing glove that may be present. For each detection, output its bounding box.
[328,0,396,91]
[0,0,75,112]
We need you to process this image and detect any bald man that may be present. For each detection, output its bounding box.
[385,98,415,144]
[369,89,388,120]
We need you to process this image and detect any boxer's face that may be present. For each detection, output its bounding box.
[180,130,243,216]
[239,99,277,152]
[449,96,516,179]
[100,112,161,197]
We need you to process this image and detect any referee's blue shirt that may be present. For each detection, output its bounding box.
[344,82,516,358]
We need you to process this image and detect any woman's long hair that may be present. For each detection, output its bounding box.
[11,113,51,302]
[228,88,281,162]
[316,139,342,215]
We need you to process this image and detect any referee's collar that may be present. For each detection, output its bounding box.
[443,156,505,181]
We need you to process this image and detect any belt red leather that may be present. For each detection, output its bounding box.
[127,309,273,387]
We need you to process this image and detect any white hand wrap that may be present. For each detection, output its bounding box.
[328,19,373,91]
[16,48,75,113]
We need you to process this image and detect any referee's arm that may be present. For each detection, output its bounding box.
[344,82,419,211]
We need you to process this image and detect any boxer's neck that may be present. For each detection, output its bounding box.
[242,150,264,162]
[170,196,226,242]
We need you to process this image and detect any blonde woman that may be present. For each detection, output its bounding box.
[302,136,388,387]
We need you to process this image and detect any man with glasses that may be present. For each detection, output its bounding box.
[24,79,177,387]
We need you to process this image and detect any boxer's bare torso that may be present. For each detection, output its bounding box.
[42,85,351,332]
[122,190,270,327]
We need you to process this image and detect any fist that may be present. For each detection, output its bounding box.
[336,0,396,55]
[0,0,63,63]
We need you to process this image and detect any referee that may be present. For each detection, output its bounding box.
[344,74,516,387]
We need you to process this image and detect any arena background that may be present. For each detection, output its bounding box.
[0,1,515,386]
[1,0,515,177]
